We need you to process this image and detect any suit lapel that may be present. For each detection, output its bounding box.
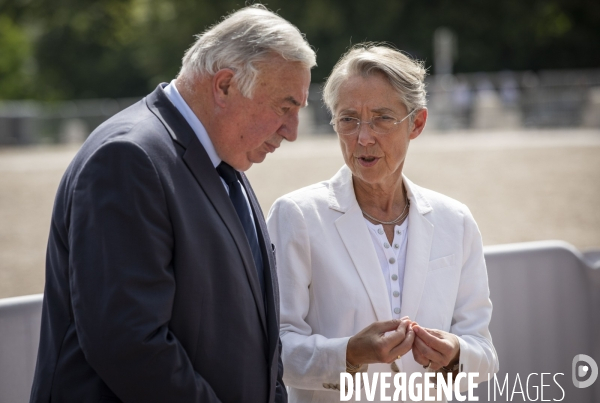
[182,142,268,335]
[239,174,279,361]
[145,85,268,337]
[145,84,193,148]
[330,166,392,322]
[399,178,434,321]
[335,205,393,322]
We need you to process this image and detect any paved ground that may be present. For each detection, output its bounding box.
[1,129,599,298]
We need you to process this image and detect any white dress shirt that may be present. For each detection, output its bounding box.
[364,218,408,319]
[163,80,221,168]
[163,80,257,231]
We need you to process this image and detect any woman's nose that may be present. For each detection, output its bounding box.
[357,121,376,146]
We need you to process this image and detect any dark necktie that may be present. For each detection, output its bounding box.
[216,162,265,297]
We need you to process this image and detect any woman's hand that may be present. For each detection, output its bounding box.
[412,325,460,371]
[346,318,415,366]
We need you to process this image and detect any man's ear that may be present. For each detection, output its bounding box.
[212,69,236,108]
[409,108,428,140]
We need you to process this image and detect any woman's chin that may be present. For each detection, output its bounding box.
[352,168,383,185]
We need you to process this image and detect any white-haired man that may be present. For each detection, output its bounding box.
[29,5,315,403]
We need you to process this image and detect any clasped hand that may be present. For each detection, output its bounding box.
[346,317,460,371]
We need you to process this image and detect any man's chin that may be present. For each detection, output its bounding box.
[247,150,268,165]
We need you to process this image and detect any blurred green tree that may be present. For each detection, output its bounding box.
[0,0,598,100]
[0,14,34,98]
[28,0,149,99]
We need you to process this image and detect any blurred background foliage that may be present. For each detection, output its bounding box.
[1,0,599,100]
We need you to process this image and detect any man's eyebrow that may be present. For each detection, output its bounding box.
[284,96,305,107]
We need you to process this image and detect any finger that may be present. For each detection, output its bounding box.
[372,319,407,334]
[393,318,412,333]
[431,362,444,371]
[412,340,429,367]
[383,320,409,344]
[414,336,445,364]
[388,327,415,361]
[413,325,447,351]
[419,327,445,339]
[394,319,410,334]
[414,326,458,361]
[413,339,443,371]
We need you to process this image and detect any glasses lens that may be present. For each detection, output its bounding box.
[337,117,359,134]
[371,116,397,134]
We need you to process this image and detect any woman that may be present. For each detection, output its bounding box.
[267,44,498,402]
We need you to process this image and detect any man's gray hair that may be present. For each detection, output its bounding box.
[178,4,316,98]
[323,44,427,118]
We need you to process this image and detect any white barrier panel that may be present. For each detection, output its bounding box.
[0,294,42,403]
[0,241,598,402]
[479,241,600,402]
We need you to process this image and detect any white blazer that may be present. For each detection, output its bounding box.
[267,165,498,403]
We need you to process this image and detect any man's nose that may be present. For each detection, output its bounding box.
[277,111,299,142]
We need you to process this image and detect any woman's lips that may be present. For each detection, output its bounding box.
[357,156,380,167]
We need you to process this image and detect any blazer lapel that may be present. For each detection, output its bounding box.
[335,206,393,322]
[182,142,268,335]
[239,173,278,356]
[399,177,434,321]
[330,166,392,322]
[240,173,280,403]
[146,85,268,336]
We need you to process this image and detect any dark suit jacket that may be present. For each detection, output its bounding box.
[30,84,287,403]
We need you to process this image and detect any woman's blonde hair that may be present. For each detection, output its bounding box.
[323,43,427,119]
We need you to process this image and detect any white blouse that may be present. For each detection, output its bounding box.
[364,217,409,319]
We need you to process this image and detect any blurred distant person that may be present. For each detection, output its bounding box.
[29,5,315,403]
[451,75,473,128]
[267,44,498,402]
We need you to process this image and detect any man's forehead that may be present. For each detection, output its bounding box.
[256,59,310,105]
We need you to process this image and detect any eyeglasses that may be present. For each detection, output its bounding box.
[330,109,416,135]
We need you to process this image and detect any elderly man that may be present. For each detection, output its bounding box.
[29,5,315,403]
